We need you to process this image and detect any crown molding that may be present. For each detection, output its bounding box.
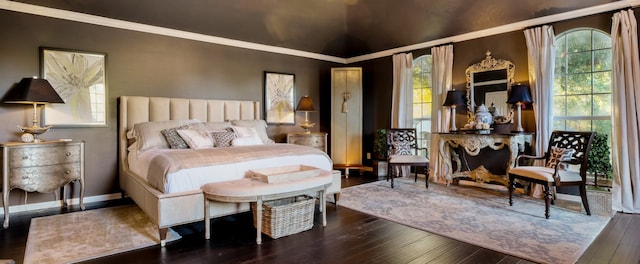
[2,0,639,64]
[346,0,640,63]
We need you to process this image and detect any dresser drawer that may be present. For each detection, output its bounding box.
[289,136,325,147]
[287,133,327,152]
[8,144,81,168]
[8,163,81,193]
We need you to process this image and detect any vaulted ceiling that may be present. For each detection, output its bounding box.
[13,0,620,58]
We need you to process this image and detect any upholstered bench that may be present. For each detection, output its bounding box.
[201,170,332,244]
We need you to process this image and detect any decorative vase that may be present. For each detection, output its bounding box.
[475,104,493,125]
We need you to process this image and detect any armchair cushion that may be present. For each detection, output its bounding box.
[509,166,582,182]
[546,146,575,169]
[389,155,428,164]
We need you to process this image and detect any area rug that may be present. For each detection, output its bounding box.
[339,178,612,264]
[24,205,181,264]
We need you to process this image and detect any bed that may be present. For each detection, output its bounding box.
[118,96,339,245]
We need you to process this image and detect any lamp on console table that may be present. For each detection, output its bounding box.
[296,95,316,133]
[507,83,533,132]
[2,77,65,142]
[442,90,466,132]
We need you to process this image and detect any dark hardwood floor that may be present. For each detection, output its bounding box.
[1,172,639,264]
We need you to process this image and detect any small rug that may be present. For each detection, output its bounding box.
[24,205,181,264]
[339,178,612,264]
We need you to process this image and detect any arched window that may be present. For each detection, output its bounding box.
[553,28,611,138]
[412,55,433,151]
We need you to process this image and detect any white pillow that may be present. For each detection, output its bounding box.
[187,121,233,132]
[232,135,263,146]
[129,119,200,153]
[176,129,214,149]
[232,126,258,137]
[230,120,274,144]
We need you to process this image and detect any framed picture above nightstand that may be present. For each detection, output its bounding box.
[287,132,327,153]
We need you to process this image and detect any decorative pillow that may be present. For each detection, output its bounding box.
[230,120,274,144]
[231,126,263,146]
[176,129,214,149]
[211,130,236,147]
[130,119,200,153]
[199,121,233,132]
[392,141,413,155]
[232,135,263,146]
[160,125,190,149]
[546,146,575,169]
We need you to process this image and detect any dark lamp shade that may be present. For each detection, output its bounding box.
[442,90,466,107]
[507,84,533,104]
[296,96,315,112]
[2,77,64,104]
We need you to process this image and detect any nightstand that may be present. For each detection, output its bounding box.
[287,132,328,153]
[1,140,85,228]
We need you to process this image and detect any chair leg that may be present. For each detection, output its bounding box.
[508,175,515,206]
[579,184,591,216]
[414,167,418,183]
[543,184,552,219]
[389,165,395,188]
[386,163,390,182]
[425,166,429,189]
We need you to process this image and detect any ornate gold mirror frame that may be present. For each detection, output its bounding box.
[465,51,515,114]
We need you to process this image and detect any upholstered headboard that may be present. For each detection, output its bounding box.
[117,96,261,175]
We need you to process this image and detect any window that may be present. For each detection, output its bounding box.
[553,28,611,139]
[89,84,106,123]
[413,55,433,153]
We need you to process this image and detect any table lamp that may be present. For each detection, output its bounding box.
[2,77,65,142]
[296,95,316,133]
[506,83,533,132]
[442,90,466,131]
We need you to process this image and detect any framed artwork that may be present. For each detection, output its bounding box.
[40,47,108,127]
[264,72,295,124]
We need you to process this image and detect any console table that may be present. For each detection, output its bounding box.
[436,133,533,186]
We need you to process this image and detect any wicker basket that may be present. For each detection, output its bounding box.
[251,196,315,239]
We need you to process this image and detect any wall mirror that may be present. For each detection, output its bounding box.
[465,51,515,115]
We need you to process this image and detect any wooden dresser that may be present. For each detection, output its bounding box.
[1,140,85,228]
[287,132,328,153]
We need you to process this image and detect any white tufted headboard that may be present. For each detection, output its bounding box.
[117,96,261,175]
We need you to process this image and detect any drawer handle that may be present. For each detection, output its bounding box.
[22,156,29,160]
[65,170,71,174]
[66,152,72,156]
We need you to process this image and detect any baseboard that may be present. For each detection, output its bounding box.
[0,193,122,215]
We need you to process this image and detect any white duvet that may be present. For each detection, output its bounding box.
[128,144,332,193]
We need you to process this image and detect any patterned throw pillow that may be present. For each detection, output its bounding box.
[546,146,575,169]
[160,125,190,149]
[176,129,214,149]
[211,130,236,147]
[392,141,413,155]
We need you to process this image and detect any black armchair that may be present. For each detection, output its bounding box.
[508,130,595,219]
[386,128,430,188]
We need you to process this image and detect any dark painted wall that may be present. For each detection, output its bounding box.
[356,10,618,166]
[0,8,624,206]
[0,10,339,205]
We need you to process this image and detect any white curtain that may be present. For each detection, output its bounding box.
[391,53,414,128]
[524,25,555,166]
[611,9,640,213]
[429,44,454,182]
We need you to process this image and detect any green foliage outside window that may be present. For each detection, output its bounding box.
[554,28,613,181]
